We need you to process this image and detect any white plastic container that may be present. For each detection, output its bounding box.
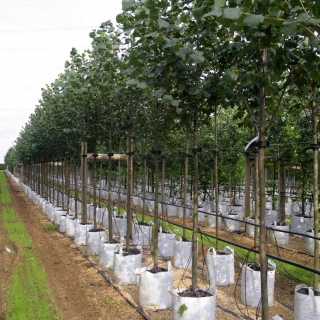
[173,239,193,269]
[158,230,176,257]
[305,229,320,256]
[270,222,289,245]
[74,222,93,245]
[86,229,107,255]
[241,260,276,307]
[99,241,121,270]
[171,287,216,320]
[132,223,152,246]
[137,262,173,310]
[65,216,77,237]
[206,246,234,287]
[294,284,320,319]
[113,249,142,285]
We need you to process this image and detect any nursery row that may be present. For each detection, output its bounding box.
[6,170,320,320]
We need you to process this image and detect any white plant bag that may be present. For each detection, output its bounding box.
[294,285,320,319]
[158,228,175,257]
[171,287,216,320]
[132,222,152,246]
[112,214,127,237]
[101,208,109,227]
[305,229,320,255]
[113,247,142,285]
[65,216,77,237]
[59,215,66,233]
[74,222,93,245]
[270,223,289,245]
[54,210,67,226]
[241,260,276,307]
[86,230,107,256]
[173,238,193,269]
[99,241,122,270]
[137,261,173,310]
[245,217,259,238]
[206,246,234,287]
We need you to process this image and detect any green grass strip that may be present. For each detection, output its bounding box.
[0,172,61,320]
[0,172,11,204]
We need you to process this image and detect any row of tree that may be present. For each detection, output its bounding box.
[5,1,320,318]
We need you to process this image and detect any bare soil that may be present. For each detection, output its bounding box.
[0,176,304,319]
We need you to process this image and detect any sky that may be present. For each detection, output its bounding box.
[0,0,122,163]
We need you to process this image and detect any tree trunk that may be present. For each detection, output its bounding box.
[312,84,319,290]
[183,134,189,239]
[192,108,199,291]
[81,141,88,224]
[258,48,268,320]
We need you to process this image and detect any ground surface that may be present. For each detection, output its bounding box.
[0,177,144,320]
[0,175,307,319]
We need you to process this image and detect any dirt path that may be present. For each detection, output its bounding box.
[0,176,144,320]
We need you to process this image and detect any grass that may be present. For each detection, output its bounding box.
[0,173,11,204]
[43,223,58,232]
[0,172,61,320]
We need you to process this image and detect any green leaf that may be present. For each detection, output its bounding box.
[203,8,223,18]
[189,51,205,63]
[282,19,297,36]
[145,31,157,38]
[268,7,282,17]
[172,99,179,107]
[137,82,148,89]
[149,8,158,20]
[116,13,126,24]
[122,0,135,9]
[162,94,173,103]
[157,18,170,29]
[223,69,238,84]
[163,37,178,49]
[243,14,264,26]
[175,46,191,58]
[126,79,138,86]
[193,7,205,21]
[214,0,226,8]
[309,18,320,25]
[296,13,309,22]
[224,8,242,20]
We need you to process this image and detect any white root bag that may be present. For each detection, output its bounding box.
[74,223,93,245]
[206,246,234,287]
[171,287,216,320]
[241,260,276,307]
[132,223,152,246]
[112,214,127,237]
[59,215,66,233]
[65,216,77,237]
[270,223,289,245]
[173,238,193,269]
[137,261,173,309]
[113,249,142,285]
[99,241,121,270]
[86,230,107,256]
[294,285,320,319]
[158,229,175,257]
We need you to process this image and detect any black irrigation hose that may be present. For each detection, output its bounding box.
[75,245,151,320]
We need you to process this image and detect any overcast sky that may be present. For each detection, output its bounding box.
[0,0,122,163]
